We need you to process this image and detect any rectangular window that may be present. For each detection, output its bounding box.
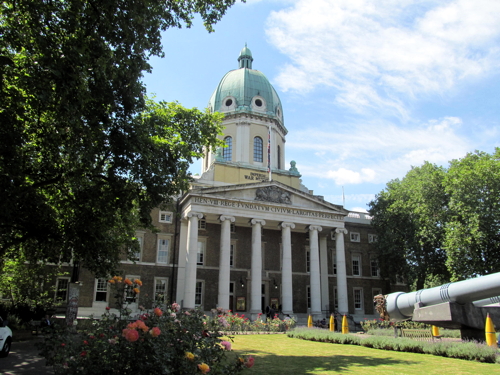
[154,278,168,303]
[198,219,206,230]
[368,234,378,243]
[307,286,311,309]
[157,238,169,263]
[230,244,235,268]
[195,281,203,306]
[350,232,360,242]
[131,233,144,261]
[125,275,140,303]
[354,288,363,310]
[331,249,337,275]
[159,211,173,223]
[95,278,108,302]
[306,247,310,273]
[55,278,70,302]
[197,241,205,266]
[333,287,338,309]
[371,258,379,277]
[230,223,236,233]
[352,254,361,276]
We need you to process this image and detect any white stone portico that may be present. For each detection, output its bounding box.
[176,181,349,320]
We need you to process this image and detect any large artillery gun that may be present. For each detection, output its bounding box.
[377,272,500,341]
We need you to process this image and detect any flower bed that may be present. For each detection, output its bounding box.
[37,277,254,374]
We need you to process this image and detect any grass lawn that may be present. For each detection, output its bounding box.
[229,334,497,375]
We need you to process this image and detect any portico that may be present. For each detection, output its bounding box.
[176,181,349,320]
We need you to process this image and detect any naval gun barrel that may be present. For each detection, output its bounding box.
[386,272,500,321]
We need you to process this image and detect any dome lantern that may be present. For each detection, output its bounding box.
[238,43,253,69]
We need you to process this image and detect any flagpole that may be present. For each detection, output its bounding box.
[268,125,272,181]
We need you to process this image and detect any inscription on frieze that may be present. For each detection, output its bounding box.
[255,186,291,204]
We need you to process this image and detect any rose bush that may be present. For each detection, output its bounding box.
[38,278,253,374]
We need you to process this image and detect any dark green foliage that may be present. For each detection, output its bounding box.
[368,162,449,289]
[369,148,500,284]
[0,1,236,275]
[444,150,500,280]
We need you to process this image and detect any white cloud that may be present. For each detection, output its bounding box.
[289,116,470,185]
[266,0,500,116]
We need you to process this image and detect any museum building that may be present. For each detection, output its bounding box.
[58,46,401,322]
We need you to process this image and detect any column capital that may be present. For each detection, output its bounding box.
[184,211,204,220]
[308,225,322,232]
[280,222,295,229]
[219,215,236,223]
[250,218,266,226]
[335,227,348,235]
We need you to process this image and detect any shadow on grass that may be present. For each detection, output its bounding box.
[235,348,420,374]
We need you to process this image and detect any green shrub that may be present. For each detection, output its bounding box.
[287,327,499,364]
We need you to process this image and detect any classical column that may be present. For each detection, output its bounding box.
[319,234,330,313]
[280,222,295,315]
[335,228,349,314]
[183,211,203,309]
[175,219,189,304]
[309,225,322,318]
[218,215,235,310]
[250,218,266,320]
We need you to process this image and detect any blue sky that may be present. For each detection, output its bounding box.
[142,0,500,212]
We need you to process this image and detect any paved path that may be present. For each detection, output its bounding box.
[0,339,53,375]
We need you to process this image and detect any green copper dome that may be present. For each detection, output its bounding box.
[208,46,283,124]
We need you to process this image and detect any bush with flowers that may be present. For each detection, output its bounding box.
[209,309,295,332]
[38,277,254,374]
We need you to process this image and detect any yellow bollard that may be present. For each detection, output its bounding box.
[342,314,349,334]
[329,314,334,331]
[432,325,440,338]
[307,314,313,328]
[485,313,497,348]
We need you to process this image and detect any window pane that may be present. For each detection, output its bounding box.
[56,279,69,302]
[195,281,203,305]
[253,137,263,162]
[352,255,360,276]
[197,241,204,265]
[158,239,169,263]
[95,278,108,302]
[223,136,232,161]
[155,279,167,302]
[354,289,363,309]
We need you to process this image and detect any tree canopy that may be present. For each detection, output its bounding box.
[444,150,500,280]
[369,149,500,287]
[368,162,449,290]
[0,0,236,275]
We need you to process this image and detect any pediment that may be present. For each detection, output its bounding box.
[185,180,347,216]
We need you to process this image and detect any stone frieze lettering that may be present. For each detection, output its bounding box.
[255,186,291,204]
[192,196,342,220]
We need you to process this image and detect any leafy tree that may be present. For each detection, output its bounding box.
[0,253,68,321]
[444,149,500,280]
[369,162,449,290]
[0,0,235,275]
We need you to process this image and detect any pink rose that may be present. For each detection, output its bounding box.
[245,356,254,368]
[122,328,139,342]
[221,341,232,351]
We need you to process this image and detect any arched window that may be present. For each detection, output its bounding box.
[253,136,263,162]
[277,145,281,169]
[223,136,232,161]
